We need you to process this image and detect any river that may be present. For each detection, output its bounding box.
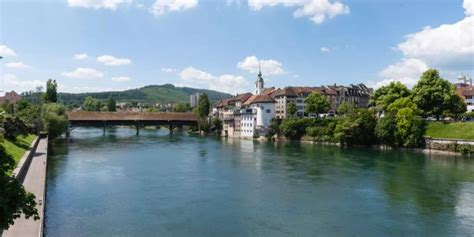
[45,127,474,236]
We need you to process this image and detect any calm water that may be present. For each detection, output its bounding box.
[45,127,474,236]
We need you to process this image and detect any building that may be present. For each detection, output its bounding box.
[0,91,21,105]
[456,75,474,112]
[240,94,276,138]
[272,84,371,119]
[190,93,200,108]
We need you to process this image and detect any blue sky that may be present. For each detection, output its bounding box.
[1,0,473,95]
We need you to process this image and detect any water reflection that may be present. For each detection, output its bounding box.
[46,127,474,236]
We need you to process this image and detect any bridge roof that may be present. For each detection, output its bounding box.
[68,111,197,121]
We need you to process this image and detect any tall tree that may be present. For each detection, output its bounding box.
[412,69,466,120]
[0,135,39,229]
[107,97,117,112]
[305,92,330,117]
[196,93,210,118]
[369,81,411,109]
[287,102,297,117]
[45,79,58,103]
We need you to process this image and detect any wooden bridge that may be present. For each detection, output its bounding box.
[68,111,198,135]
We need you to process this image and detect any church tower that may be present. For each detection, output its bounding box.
[255,64,264,95]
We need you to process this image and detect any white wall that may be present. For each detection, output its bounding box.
[240,113,256,138]
[251,102,276,127]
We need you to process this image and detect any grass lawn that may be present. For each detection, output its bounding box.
[4,134,37,165]
[425,122,474,140]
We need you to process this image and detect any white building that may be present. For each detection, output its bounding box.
[190,93,200,108]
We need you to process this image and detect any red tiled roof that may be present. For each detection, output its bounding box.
[0,91,21,104]
[243,94,276,105]
[457,86,474,98]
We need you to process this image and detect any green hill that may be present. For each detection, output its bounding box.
[58,84,231,106]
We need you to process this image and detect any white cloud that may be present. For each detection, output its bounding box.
[248,0,349,24]
[320,47,330,52]
[1,74,44,93]
[0,45,17,57]
[5,62,30,69]
[464,0,474,16]
[370,58,428,89]
[397,17,474,68]
[97,55,132,66]
[67,0,130,10]
[372,0,474,88]
[150,0,198,16]
[179,67,249,93]
[73,53,89,60]
[62,67,104,79]
[111,76,131,82]
[161,67,177,73]
[237,55,285,76]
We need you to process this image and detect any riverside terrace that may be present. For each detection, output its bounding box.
[67,111,198,135]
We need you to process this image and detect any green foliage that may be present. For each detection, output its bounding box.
[3,135,36,165]
[196,94,210,118]
[376,98,425,148]
[41,103,69,138]
[45,79,58,103]
[0,135,39,229]
[1,115,30,140]
[173,103,190,112]
[369,81,411,109]
[267,118,282,138]
[375,115,397,145]
[107,97,117,112]
[54,84,231,107]
[280,118,314,140]
[305,92,330,116]
[334,109,377,146]
[83,96,103,111]
[287,102,297,117]
[212,117,223,132]
[305,119,338,142]
[336,102,354,116]
[412,69,466,119]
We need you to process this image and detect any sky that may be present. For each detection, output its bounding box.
[0,0,473,95]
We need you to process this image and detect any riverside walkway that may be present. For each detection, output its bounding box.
[3,138,48,237]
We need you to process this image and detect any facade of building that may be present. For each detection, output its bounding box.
[190,93,200,108]
[456,75,474,112]
[0,91,21,105]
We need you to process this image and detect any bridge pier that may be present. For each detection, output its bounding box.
[136,121,140,136]
[169,123,174,135]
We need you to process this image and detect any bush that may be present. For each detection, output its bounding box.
[280,118,314,140]
[41,103,69,138]
[334,109,377,146]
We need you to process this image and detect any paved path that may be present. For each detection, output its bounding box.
[3,138,48,237]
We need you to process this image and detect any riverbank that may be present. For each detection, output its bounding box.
[4,135,37,166]
[3,137,48,237]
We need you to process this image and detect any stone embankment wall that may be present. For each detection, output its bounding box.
[424,137,474,156]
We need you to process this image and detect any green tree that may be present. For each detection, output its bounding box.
[212,117,223,133]
[280,118,314,140]
[83,97,102,111]
[0,135,39,229]
[305,92,330,117]
[334,109,377,146]
[41,103,69,138]
[369,81,411,109]
[412,69,466,120]
[195,94,210,132]
[1,116,30,139]
[376,97,425,148]
[45,79,58,103]
[173,103,189,112]
[287,102,297,117]
[107,97,117,112]
[196,93,210,118]
[336,102,354,116]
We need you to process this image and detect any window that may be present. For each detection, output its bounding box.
[266,109,271,113]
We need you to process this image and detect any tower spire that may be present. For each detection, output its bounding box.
[258,62,262,77]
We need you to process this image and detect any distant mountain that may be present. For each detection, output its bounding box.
[58,84,232,106]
